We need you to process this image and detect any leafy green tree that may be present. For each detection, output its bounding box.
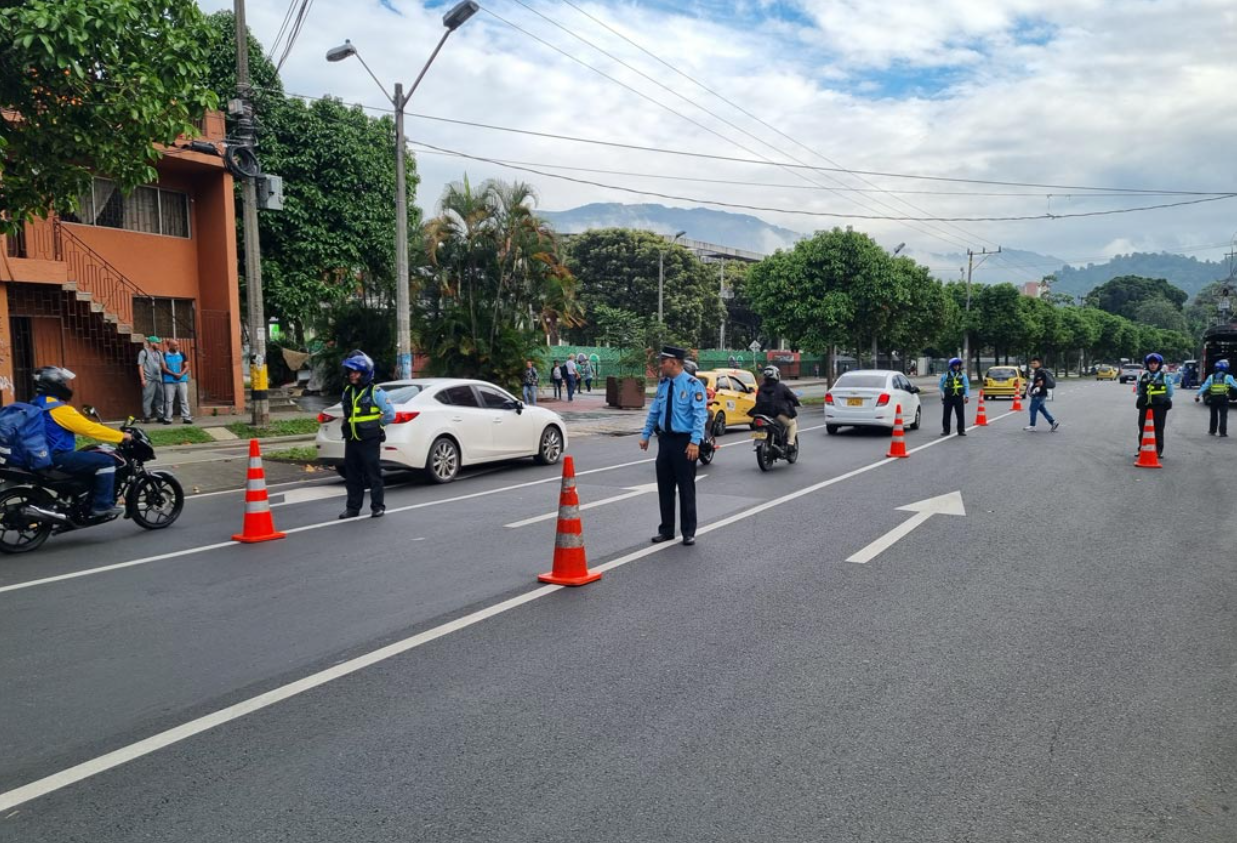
[1085,275,1188,320]
[1133,298,1190,334]
[0,0,219,234]
[563,228,723,348]
[885,258,946,362]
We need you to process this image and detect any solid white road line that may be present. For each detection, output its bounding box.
[0,409,1018,812]
[0,455,657,596]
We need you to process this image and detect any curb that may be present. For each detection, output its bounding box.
[158,434,317,454]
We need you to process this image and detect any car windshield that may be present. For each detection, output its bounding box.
[988,368,1018,379]
[381,385,425,405]
[1122,364,1142,371]
[835,374,887,389]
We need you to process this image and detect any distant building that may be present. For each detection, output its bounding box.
[1021,281,1044,298]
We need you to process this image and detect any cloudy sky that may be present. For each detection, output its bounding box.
[197,0,1237,280]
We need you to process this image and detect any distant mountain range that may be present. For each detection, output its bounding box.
[539,203,803,254]
[540,203,1233,300]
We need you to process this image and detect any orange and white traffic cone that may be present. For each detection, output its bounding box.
[1011,387,1024,411]
[231,439,287,543]
[538,456,601,586]
[1134,408,1162,469]
[886,404,909,458]
[975,390,988,426]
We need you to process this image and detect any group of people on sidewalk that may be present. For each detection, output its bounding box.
[137,336,192,425]
[521,356,596,405]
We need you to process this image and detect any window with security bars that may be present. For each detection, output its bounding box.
[62,177,190,238]
[133,297,196,339]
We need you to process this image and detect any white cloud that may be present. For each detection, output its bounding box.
[195,0,1237,278]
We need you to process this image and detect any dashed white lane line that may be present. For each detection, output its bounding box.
[0,409,1018,812]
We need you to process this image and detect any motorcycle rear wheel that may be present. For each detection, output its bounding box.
[128,473,185,530]
[698,440,715,465]
[756,441,775,472]
[0,487,55,554]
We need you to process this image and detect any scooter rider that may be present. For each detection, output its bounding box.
[1195,359,1237,437]
[33,367,132,519]
[749,365,800,447]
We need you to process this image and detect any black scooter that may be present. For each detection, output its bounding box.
[0,410,183,554]
[751,413,798,471]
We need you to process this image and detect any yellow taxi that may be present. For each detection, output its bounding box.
[1095,364,1118,381]
[696,370,756,435]
[982,366,1023,400]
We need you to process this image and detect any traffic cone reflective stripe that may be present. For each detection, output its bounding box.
[886,404,909,458]
[1134,408,1162,469]
[975,390,988,426]
[232,439,287,543]
[1012,387,1023,411]
[539,456,601,586]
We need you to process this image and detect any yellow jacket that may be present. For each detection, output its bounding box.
[46,403,124,445]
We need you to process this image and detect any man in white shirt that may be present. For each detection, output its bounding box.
[564,357,578,402]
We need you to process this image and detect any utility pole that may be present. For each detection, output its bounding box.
[393,82,411,379]
[962,246,1001,377]
[718,258,726,349]
[234,0,269,426]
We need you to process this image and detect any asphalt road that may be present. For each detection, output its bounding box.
[2,382,1235,842]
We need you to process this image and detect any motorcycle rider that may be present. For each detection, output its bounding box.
[33,366,132,519]
[749,365,801,449]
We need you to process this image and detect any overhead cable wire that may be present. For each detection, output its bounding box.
[265,0,302,64]
[409,138,1237,222]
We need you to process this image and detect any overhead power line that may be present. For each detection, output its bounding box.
[409,138,1237,222]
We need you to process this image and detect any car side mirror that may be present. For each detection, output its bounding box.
[507,399,524,414]
[908,385,921,394]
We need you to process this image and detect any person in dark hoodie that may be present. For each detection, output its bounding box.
[749,365,801,447]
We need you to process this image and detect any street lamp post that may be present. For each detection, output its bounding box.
[327,0,478,379]
[658,230,686,325]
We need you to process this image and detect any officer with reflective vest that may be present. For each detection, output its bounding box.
[938,357,970,437]
[338,351,395,519]
[1195,359,1237,437]
[640,345,708,546]
[1136,352,1174,457]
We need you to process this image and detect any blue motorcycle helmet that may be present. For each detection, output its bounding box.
[342,350,375,384]
[1216,359,1230,372]
[1144,352,1164,367]
[947,357,963,369]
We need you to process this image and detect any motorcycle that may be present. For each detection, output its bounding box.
[698,397,721,465]
[750,413,799,471]
[0,409,184,554]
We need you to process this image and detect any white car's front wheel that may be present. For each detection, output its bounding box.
[534,425,564,466]
[426,436,460,484]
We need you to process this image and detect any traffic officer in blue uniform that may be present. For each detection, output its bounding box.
[640,346,708,546]
[1195,359,1237,437]
[1136,352,1174,457]
[338,351,395,519]
[938,356,970,436]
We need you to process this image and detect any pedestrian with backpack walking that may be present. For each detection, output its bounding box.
[1023,357,1059,432]
[550,360,563,400]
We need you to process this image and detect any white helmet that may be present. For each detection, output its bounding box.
[761,365,780,382]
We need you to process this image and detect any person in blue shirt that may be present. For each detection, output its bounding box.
[1195,359,1237,437]
[640,345,708,546]
[338,351,395,519]
[938,356,970,437]
[1136,352,1174,457]
[160,339,192,424]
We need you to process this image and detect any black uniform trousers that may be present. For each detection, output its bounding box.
[1209,399,1229,436]
[656,432,697,538]
[1136,404,1169,455]
[942,396,966,434]
[343,436,384,512]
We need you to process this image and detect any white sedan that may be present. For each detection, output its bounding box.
[824,370,923,434]
[315,379,568,483]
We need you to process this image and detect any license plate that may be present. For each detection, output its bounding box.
[846,397,863,407]
[751,431,767,440]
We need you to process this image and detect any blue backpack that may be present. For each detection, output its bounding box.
[0,402,55,470]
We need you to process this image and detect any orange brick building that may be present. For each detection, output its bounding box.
[0,112,243,420]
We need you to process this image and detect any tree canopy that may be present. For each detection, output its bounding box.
[0,0,219,235]
[1085,275,1188,320]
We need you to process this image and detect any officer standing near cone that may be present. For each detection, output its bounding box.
[640,345,708,546]
[1136,352,1174,458]
[338,351,395,519]
[1195,359,1237,437]
[939,356,970,437]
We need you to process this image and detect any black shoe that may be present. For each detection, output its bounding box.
[89,505,124,520]
[160,419,172,425]
[682,536,696,546]
[142,417,153,424]
[1222,434,1229,438]
[940,431,950,437]
[183,419,193,425]
[371,507,385,518]
[957,431,967,437]
[338,509,360,520]
[651,534,674,543]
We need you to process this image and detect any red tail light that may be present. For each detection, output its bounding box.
[825,393,834,405]
[754,417,766,427]
[392,411,420,424]
[876,393,891,407]
[316,412,336,424]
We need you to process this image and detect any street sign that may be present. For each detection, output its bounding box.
[749,341,762,353]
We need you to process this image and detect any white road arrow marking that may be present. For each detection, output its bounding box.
[505,475,709,528]
[845,490,966,564]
